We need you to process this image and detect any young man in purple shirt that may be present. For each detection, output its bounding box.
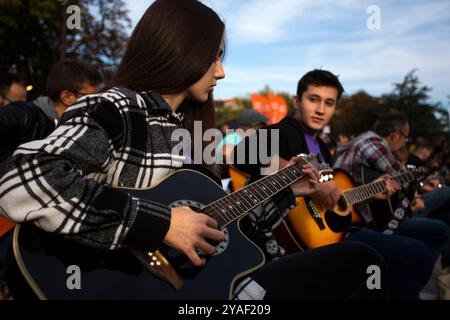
[232,69,447,299]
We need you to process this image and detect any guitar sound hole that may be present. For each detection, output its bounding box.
[324,210,352,233]
[337,196,348,211]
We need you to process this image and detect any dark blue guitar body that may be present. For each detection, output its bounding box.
[9,169,265,299]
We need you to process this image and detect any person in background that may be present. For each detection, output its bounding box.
[408,137,433,169]
[335,113,450,298]
[0,60,102,300]
[216,109,268,165]
[0,60,103,163]
[233,69,442,299]
[0,74,27,107]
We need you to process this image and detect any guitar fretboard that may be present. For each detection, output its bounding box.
[344,171,415,206]
[202,160,310,228]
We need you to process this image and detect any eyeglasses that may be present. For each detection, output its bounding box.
[398,131,409,143]
[69,91,87,98]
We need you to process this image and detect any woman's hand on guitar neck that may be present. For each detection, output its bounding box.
[164,206,226,267]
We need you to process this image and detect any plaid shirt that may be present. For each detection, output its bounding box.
[334,131,404,185]
[0,87,185,250]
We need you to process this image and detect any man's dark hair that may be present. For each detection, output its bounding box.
[296,69,345,100]
[0,74,22,96]
[46,60,103,101]
[414,137,432,150]
[372,112,409,137]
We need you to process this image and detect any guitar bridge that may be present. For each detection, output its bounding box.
[306,198,326,230]
[132,249,184,291]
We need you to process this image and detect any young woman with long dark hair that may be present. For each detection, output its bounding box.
[0,0,386,299]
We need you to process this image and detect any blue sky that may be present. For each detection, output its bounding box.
[124,0,450,106]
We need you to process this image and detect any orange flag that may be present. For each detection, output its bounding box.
[250,93,271,118]
[267,93,288,124]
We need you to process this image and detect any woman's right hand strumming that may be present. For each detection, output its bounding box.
[164,206,226,267]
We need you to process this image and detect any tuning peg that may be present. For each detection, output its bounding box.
[317,153,323,163]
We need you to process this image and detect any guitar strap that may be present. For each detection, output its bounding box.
[361,166,416,235]
[381,191,410,235]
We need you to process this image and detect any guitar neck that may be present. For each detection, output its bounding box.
[344,171,415,206]
[202,161,308,228]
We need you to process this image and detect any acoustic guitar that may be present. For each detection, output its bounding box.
[9,154,332,299]
[275,168,423,251]
[361,166,423,232]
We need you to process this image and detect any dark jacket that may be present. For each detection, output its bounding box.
[232,114,333,177]
[0,97,57,162]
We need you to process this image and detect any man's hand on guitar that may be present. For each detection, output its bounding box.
[285,156,340,210]
[311,181,341,210]
[373,174,401,200]
[287,157,320,197]
[164,206,226,267]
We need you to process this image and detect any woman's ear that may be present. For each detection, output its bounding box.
[59,90,74,107]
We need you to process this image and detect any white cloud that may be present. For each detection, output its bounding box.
[382,0,450,35]
[224,0,364,44]
[123,0,450,104]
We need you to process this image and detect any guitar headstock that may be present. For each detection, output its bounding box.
[296,153,334,183]
[406,165,428,181]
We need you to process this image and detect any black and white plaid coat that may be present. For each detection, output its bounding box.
[0,86,294,259]
[0,87,186,250]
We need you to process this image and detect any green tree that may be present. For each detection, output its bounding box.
[330,72,449,140]
[278,91,295,113]
[0,0,130,97]
[331,90,382,137]
[381,70,448,139]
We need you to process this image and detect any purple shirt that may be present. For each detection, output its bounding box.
[304,133,322,156]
